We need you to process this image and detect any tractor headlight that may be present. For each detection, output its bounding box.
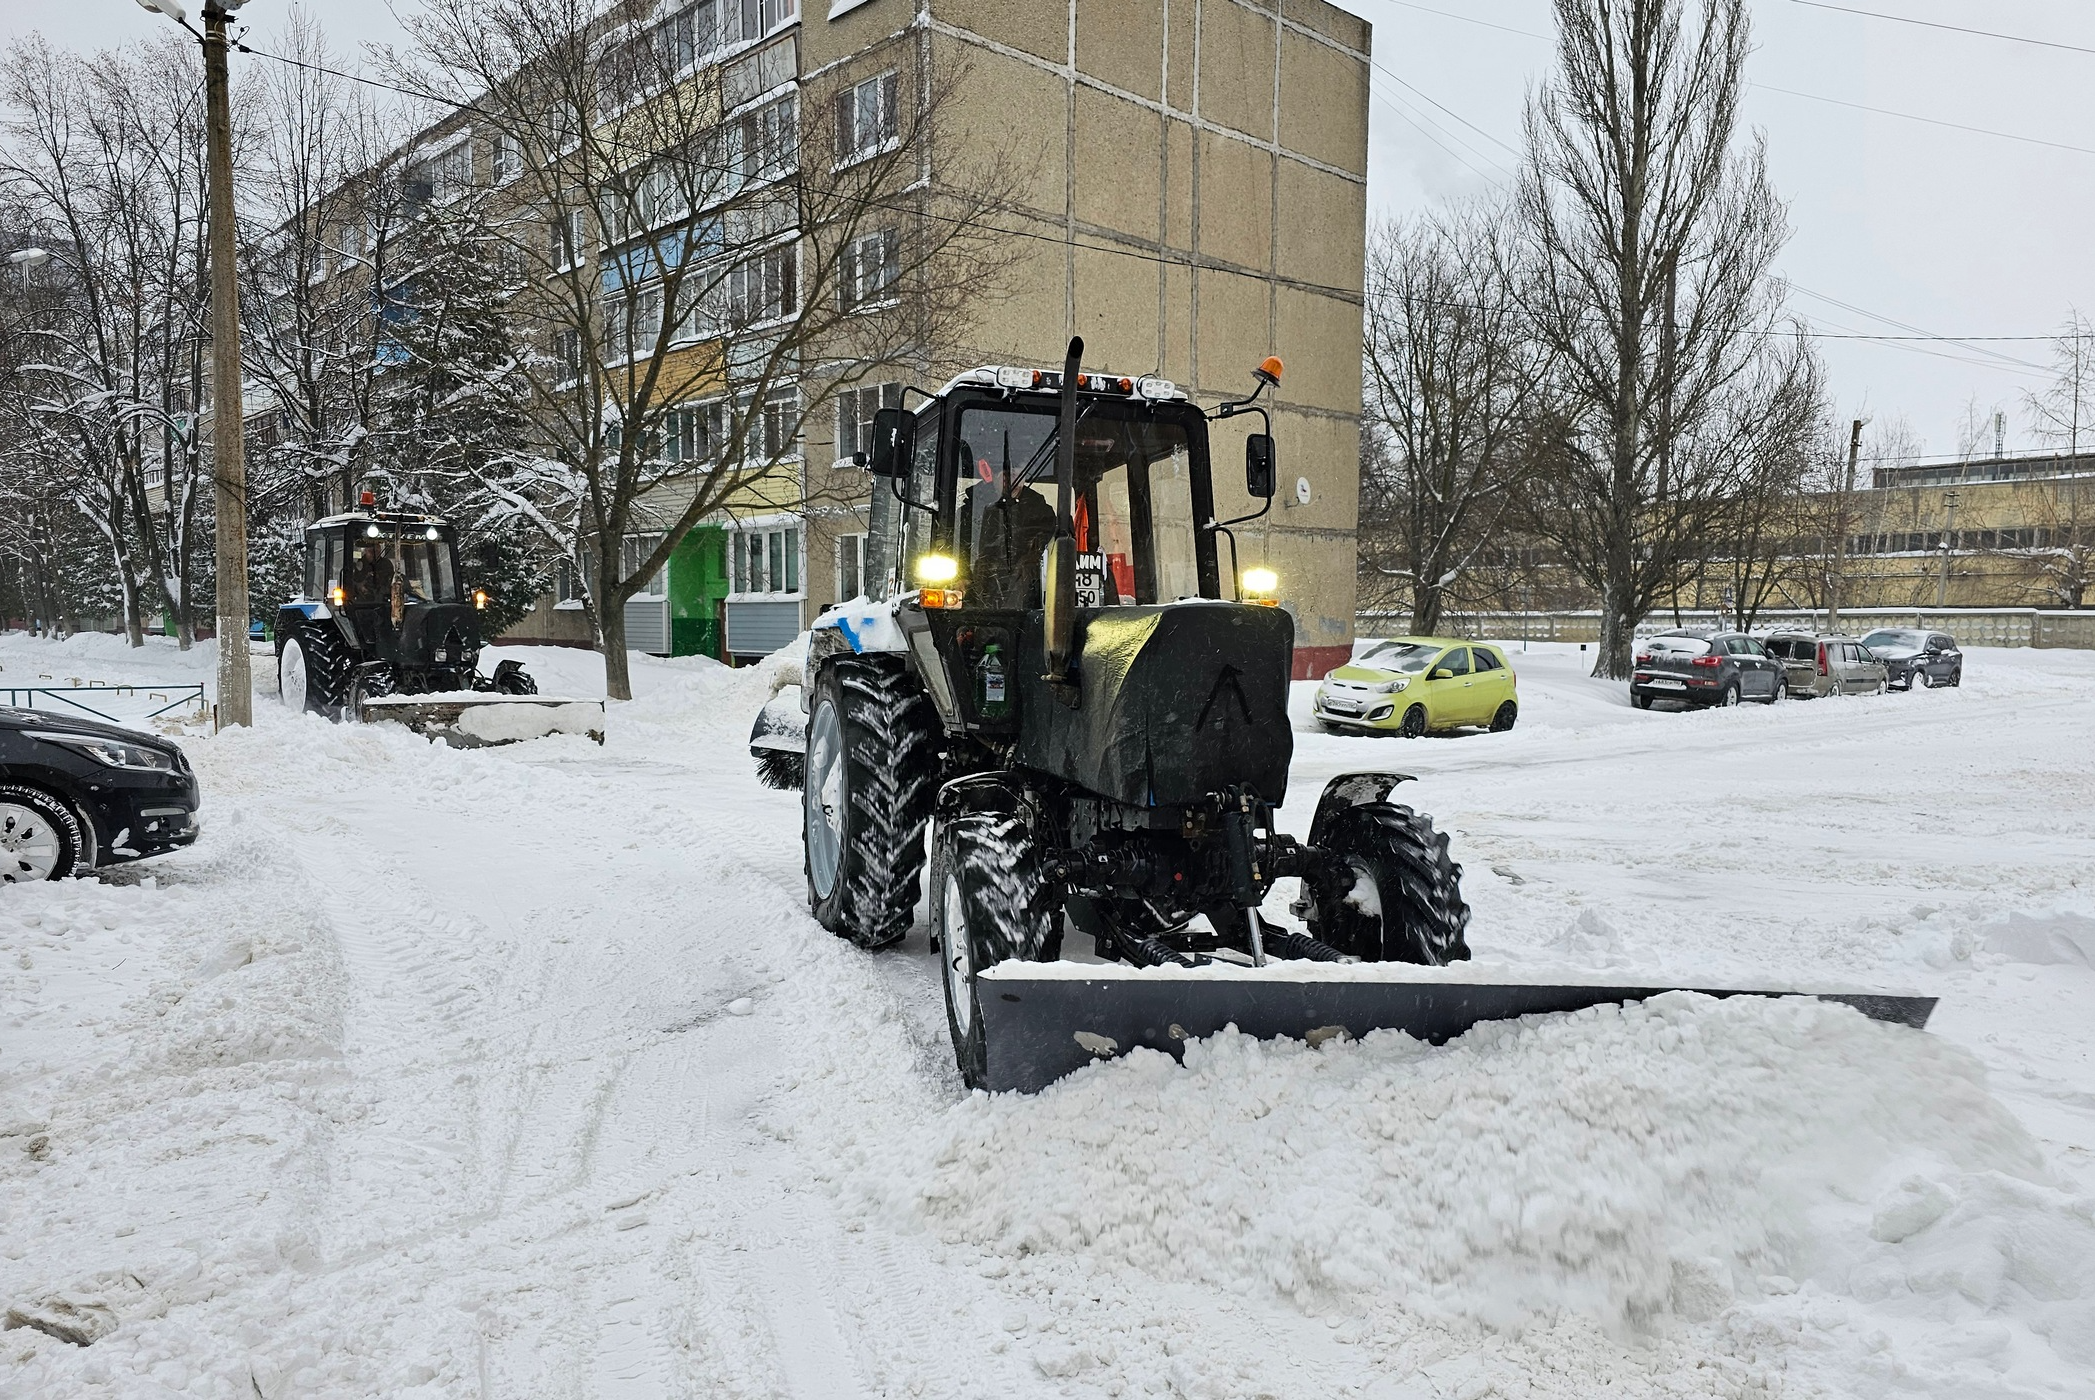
[473,589,489,610]
[1241,566,1279,600]
[915,553,960,586]
[34,732,177,772]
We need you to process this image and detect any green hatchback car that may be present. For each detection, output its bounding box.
[1312,637,1519,736]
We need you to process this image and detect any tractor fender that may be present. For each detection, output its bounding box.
[934,771,1036,822]
[1308,771,1417,849]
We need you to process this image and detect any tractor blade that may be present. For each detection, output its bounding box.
[974,964,1936,1094]
[357,695,606,748]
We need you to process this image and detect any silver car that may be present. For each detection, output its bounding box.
[1763,633,1887,698]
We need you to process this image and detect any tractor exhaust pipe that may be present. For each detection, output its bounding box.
[1043,336,1083,689]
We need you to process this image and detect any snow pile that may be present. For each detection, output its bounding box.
[895,993,2095,1385]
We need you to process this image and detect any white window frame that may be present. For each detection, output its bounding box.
[840,227,899,310]
[728,516,804,599]
[835,530,867,602]
[834,381,901,458]
[834,70,898,167]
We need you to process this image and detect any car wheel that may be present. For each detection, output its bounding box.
[1912,669,1930,689]
[1489,700,1518,732]
[1632,691,1653,710]
[1759,680,1781,705]
[1399,704,1428,738]
[1950,668,1962,688]
[0,784,83,882]
[1720,683,1741,708]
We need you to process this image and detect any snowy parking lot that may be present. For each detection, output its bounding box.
[3,630,2092,1399]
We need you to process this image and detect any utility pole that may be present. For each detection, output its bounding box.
[1938,489,1961,610]
[142,0,255,722]
[1827,417,1864,632]
[204,2,251,726]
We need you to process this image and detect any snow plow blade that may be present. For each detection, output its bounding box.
[356,694,606,748]
[748,684,806,790]
[973,964,1936,1094]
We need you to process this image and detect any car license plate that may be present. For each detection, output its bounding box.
[1646,678,1686,690]
[1322,698,1361,715]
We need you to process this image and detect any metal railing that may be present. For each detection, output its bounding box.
[0,683,209,724]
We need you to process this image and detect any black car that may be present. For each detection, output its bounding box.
[1630,629,1785,709]
[0,708,200,882]
[1858,628,1963,690]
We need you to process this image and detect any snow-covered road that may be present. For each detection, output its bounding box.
[3,631,2092,1398]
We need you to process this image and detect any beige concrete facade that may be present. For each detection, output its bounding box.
[799,0,1371,672]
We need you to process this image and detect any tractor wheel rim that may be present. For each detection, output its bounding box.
[805,698,845,899]
[281,641,307,709]
[0,802,61,882]
[942,866,974,1041]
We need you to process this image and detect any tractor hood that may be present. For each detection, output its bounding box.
[1015,601,1295,808]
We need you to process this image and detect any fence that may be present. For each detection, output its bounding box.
[0,683,209,727]
[1358,606,2095,650]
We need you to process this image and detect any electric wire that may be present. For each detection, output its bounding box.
[227,36,2071,351]
[1786,1,2095,59]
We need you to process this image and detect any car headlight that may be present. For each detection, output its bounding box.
[33,732,177,772]
[1375,678,1408,694]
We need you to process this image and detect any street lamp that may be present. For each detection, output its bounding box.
[7,248,50,271]
[139,0,254,727]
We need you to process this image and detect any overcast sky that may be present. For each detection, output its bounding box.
[8,0,2092,462]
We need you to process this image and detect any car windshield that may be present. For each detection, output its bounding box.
[1646,634,1712,657]
[1358,641,1442,674]
[1862,629,1924,650]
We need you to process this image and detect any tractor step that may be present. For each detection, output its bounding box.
[974,963,1936,1093]
[356,694,606,748]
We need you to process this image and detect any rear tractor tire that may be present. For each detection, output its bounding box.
[934,811,1062,1089]
[1309,802,1471,965]
[803,656,940,949]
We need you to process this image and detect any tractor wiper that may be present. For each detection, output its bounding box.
[1008,403,1093,500]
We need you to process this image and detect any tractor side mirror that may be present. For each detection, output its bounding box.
[869,407,913,478]
[1246,434,1276,499]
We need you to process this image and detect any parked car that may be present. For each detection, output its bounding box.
[0,708,199,881]
[1859,628,1963,689]
[1314,637,1520,737]
[1630,629,1784,709]
[1763,632,1889,698]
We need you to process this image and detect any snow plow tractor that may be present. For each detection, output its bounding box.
[757,341,1935,1091]
[275,497,604,748]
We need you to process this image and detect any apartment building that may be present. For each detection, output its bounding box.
[326,0,1372,672]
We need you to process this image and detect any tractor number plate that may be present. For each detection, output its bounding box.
[1074,553,1109,609]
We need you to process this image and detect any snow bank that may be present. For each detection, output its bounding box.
[882,994,2095,1390]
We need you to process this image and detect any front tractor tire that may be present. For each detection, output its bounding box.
[804,656,940,949]
[934,811,1062,1089]
[1309,802,1471,964]
[279,627,349,717]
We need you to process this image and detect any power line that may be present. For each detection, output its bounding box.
[1751,83,2095,159]
[1787,1,2095,59]
[231,39,2074,352]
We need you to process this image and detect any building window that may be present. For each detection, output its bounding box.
[835,382,901,457]
[836,531,866,601]
[661,401,728,463]
[726,245,796,324]
[733,95,798,185]
[492,133,522,184]
[555,328,582,379]
[834,70,898,162]
[555,557,584,606]
[623,532,668,596]
[840,228,899,309]
[551,208,587,270]
[732,524,801,595]
[756,390,801,460]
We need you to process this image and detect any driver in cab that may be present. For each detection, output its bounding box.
[958,441,1056,610]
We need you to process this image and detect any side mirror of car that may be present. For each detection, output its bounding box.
[1430,667,1452,681]
[1246,434,1276,499]
[868,407,912,478]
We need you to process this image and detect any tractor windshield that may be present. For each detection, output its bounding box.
[953,404,1200,609]
[342,528,461,604]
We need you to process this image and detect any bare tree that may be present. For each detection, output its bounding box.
[1694,329,1825,628]
[1515,0,1796,678]
[396,0,1019,698]
[1358,204,1541,636]
[0,34,218,647]
[2008,312,2095,606]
